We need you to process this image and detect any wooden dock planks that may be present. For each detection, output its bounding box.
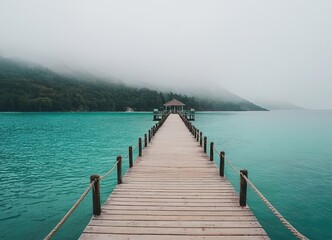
[80,114,269,239]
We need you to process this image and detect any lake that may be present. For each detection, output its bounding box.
[0,111,331,239]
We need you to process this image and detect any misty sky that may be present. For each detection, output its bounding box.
[0,0,331,109]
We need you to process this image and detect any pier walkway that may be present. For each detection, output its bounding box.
[80,114,268,239]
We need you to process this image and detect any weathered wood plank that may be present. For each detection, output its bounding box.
[104,201,244,209]
[87,220,262,228]
[83,226,267,235]
[80,234,269,240]
[99,210,253,216]
[91,214,259,221]
[102,206,251,211]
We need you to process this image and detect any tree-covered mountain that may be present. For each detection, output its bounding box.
[0,57,267,112]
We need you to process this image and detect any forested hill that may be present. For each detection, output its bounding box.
[0,57,267,112]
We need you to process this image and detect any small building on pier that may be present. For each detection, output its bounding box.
[153,98,195,121]
[163,98,185,113]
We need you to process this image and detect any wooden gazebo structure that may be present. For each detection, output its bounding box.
[163,99,185,113]
[153,98,194,121]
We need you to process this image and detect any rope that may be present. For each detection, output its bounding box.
[44,179,96,240]
[213,146,308,239]
[132,145,138,152]
[224,156,240,175]
[44,126,155,239]
[213,145,220,155]
[99,160,119,180]
[240,172,308,240]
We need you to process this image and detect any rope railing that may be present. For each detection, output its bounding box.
[99,159,120,180]
[240,172,308,240]
[213,144,220,155]
[44,158,120,240]
[220,151,308,239]
[44,113,168,239]
[224,156,240,175]
[44,180,96,240]
[132,145,138,152]
[177,114,308,240]
[217,147,308,239]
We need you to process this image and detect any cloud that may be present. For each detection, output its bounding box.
[0,0,332,109]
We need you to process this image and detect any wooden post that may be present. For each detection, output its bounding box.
[200,132,202,147]
[129,146,133,168]
[210,142,214,161]
[117,156,122,184]
[194,128,197,138]
[144,134,147,147]
[90,175,101,215]
[196,129,199,142]
[204,137,207,153]
[240,169,248,206]
[138,138,142,157]
[220,151,225,177]
[148,130,151,142]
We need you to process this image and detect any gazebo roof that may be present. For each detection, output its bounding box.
[163,98,185,107]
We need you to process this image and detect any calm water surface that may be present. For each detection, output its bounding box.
[0,112,154,239]
[0,111,331,239]
[196,110,332,240]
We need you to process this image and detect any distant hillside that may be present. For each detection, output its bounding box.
[0,56,267,112]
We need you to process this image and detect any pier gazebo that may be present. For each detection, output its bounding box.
[153,98,194,121]
[163,98,185,113]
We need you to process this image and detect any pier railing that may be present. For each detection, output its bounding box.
[178,112,308,240]
[44,112,171,239]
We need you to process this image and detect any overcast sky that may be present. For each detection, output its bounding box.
[0,0,331,109]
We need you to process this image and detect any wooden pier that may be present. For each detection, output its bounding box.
[80,114,268,239]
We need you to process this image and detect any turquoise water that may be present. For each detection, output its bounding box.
[0,112,154,240]
[0,111,331,239]
[195,110,332,240]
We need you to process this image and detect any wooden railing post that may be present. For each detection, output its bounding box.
[196,129,199,142]
[199,132,202,147]
[240,169,248,206]
[129,146,133,168]
[148,130,151,142]
[220,151,225,177]
[90,175,101,215]
[144,134,147,147]
[117,156,122,184]
[194,127,197,138]
[138,138,142,156]
[210,142,214,161]
[204,137,207,153]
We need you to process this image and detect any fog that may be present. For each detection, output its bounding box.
[1,0,332,109]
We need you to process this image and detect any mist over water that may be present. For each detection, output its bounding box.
[1,1,332,109]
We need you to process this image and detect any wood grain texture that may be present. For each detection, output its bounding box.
[80,114,269,239]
